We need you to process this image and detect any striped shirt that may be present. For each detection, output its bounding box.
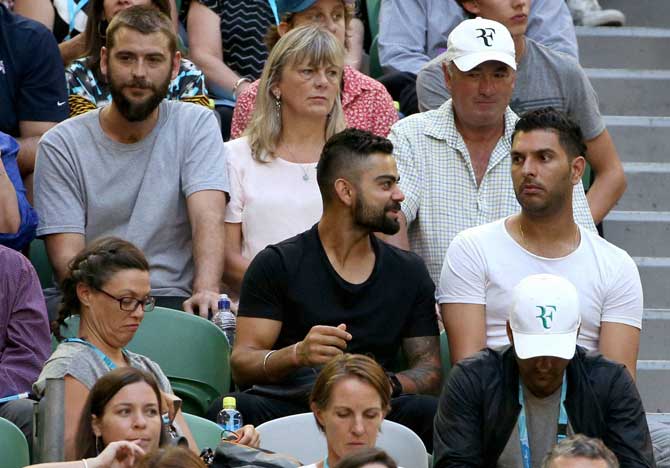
[189,0,274,80]
[389,100,597,283]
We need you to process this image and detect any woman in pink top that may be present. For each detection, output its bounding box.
[223,25,346,294]
[230,0,397,139]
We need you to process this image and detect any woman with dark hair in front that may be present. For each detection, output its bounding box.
[33,237,259,459]
[334,448,398,468]
[300,354,393,468]
[65,0,209,118]
[27,367,168,468]
[229,0,397,139]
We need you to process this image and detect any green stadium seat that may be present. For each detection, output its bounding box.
[0,417,30,468]
[28,238,54,289]
[182,412,223,451]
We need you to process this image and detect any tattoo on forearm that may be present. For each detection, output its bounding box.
[398,336,442,395]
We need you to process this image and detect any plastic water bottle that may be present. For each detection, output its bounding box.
[217,396,243,434]
[212,294,236,348]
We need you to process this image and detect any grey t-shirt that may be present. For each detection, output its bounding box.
[497,383,574,468]
[33,341,172,398]
[416,37,605,140]
[34,101,229,297]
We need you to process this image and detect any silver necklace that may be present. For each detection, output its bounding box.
[281,143,317,182]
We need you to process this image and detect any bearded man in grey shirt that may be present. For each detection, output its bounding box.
[34,7,228,318]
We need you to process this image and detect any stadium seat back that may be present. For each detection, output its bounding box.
[0,417,30,468]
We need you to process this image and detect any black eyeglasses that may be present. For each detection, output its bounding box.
[94,287,156,312]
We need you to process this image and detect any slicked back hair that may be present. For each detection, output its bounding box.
[512,107,588,160]
[317,128,394,204]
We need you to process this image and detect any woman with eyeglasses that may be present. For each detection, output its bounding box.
[33,237,259,459]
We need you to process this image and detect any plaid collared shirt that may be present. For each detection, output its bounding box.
[389,100,596,283]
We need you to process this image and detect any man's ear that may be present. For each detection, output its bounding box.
[334,178,355,206]
[461,0,480,16]
[171,50,182,81]
[570,155,586,185]
[442,62,453,93]
[100,46,109,78]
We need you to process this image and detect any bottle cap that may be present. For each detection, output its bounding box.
[223,396,236,409]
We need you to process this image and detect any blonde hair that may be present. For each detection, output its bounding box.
[310,354,391,432]
[245,24,346,163]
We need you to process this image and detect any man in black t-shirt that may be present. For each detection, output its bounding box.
[209,129,441,451]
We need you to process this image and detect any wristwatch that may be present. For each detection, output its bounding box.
[387,372,403,398]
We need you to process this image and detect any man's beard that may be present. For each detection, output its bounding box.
[108,73,171,122]
[353,192,402,235]
[515,175,572,218]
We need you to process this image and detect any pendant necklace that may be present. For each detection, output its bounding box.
[282,142,316,182]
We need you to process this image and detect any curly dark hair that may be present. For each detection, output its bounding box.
[51,237,149,340]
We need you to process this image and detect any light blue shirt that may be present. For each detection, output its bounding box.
[378,0,578,74]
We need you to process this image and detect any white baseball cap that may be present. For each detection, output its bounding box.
[510,274,581,360]
[445,17,516,72]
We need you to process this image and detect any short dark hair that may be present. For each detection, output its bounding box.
[75,368,167,459]
[542,434,619,468]
[512,107,587,160]
[317,128,394,204]
[53,237,149,340]
[106,5,177,56]
[334,447,398,468]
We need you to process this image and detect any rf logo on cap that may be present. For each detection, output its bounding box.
[535,305,557,330]
[475,28,496,47]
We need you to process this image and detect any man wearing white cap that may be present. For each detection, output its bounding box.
[387,17,595,284]
[417,0,625,226]
[433,273,654,467]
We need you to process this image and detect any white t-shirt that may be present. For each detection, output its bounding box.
[437,217,643,351]
[224,137,323,259]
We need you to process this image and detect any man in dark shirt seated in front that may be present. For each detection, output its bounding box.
[433,273,655,467]
[209,128,442,450]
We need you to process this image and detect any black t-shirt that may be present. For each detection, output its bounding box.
[0,4,68,137]
[239,224,438,370]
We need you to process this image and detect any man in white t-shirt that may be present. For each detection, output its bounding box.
[438,107,643,378]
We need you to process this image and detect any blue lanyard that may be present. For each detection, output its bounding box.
[518,375,568,468]
[0,392,30,404]
[64,337,120,370]
[267,0,280,25]
[323,457,329,468]
[65,0,89,40]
